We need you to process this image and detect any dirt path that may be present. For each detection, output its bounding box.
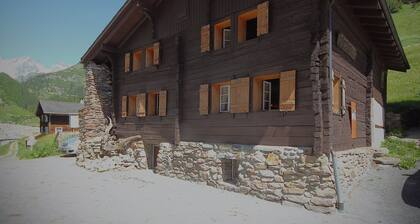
[0,157,418,224]
[0,141,18,159]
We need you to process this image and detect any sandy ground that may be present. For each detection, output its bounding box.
[0,156,419,224]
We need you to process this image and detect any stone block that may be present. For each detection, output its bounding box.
[266,152,281,166]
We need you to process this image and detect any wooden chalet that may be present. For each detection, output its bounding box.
[36,100,83,134]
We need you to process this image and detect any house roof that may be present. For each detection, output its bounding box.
[37,100,83,116]
[81,0,409,71]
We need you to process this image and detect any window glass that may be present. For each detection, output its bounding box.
[220,85,230,112]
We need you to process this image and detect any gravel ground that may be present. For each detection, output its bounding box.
[0,156,419,224]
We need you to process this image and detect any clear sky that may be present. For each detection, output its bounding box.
[0,0,125,67]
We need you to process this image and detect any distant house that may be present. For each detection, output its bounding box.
[35,100,83,134]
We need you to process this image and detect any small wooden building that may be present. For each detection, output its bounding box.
[35,100,83,134]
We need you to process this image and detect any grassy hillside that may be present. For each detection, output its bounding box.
[23,63,85,102]
[0,73,38,126]
[388,4,420,108]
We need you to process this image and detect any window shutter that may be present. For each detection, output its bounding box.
[230,77,250,113]
[257,1,269,36]
[153,42,160,65]
[351,101,357,139]
[279,70,296,111]
[341,79,346,115]
[201,25,210,53]
[136,93,146,117]
[121,96,127,117]
[159,90,167,116]
[124,53,131,72]
[199,84,209,115]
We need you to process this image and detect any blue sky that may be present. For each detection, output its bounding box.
[0,0,125,67]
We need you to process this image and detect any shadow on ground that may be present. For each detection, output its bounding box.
[402,169,420,208]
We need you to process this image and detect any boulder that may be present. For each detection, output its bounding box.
[373,157,400,166]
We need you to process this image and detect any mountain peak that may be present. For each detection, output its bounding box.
[0,56,71,81]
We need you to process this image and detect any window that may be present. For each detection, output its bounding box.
[133,50,142,71]
[128,95,137,117]
[252,71,296,112]
[214,19,231,50]
[124,52,131,72]
[332,71,345,115]
[147,92,160,116]
[238,9,258,43]
[262,79,280,111]
[146,47,154,67]
[219,85,230,112]
[221,159,239,184]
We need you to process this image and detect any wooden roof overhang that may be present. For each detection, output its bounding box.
[81,0,161,64]
[347,0,410,72]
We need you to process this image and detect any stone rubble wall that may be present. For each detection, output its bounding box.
[334,147,373,196]
[76,62,147,172]
[156,142,338,213]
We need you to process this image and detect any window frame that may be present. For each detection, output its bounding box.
[219,84,231,113]
[147,91,160,116]
[214,18,232,50]
[262,80,272,111]
[221,159,239,184]
[145,46,155,68]
[238,8,258,44]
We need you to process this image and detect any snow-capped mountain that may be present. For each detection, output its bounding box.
[0,56,70,81]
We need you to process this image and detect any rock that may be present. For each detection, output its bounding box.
[266,153,280,166]
[283,195,309,205]
[314,187,336,198]
[258,170,275,178]
[274,189,283,197]
[305,204,336,214]
[274,175,284,183]
[373,147,389,158]
[373,157,400,166]
[283,187,305,195]
[310,197,336,207]
[254,163,267,170]
[253,151,266,163]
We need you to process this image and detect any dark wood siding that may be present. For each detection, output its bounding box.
[331,1,387,151]
[180,0,316,147]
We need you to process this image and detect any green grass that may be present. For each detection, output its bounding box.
[17,134,62,160]
[382,137,420,169]
[0,143,11,156]
[388,4,420,107]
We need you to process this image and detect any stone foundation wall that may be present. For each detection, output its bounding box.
[156,142,338,213]
[334,147,373,196]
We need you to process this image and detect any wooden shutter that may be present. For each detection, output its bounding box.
[136,93,146,117]
[124,53,131,72]
[257,1,269,36]
[159,90,167,116]
[121,96,127,117]
[201,25,210,53]
[351,101,357,139]
[199,84,209,115]
[230,77,250,113]
[279,70,296,111]
[153,42,160,65]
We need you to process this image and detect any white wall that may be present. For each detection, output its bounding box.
[69,115,79,128]
[371,98,385,148]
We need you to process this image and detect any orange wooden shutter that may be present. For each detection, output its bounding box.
[136,93,146,117]
[159,90,167,116]
[351,101,357,138]
[199,84,209,115]
[230,77,250,113]
[279,70,296,111]
[201,25,210,53]
[257,1,269,36]
[153,42,160,65]
[124,53,131,72]
[121,96,127,117]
